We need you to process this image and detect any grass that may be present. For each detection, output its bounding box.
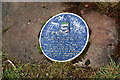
[91,57,120,78]
[0,52,2,59]
[0,52,2,80]
[2,53,120,79]
[3,60,73,78]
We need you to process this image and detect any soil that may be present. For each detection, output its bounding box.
[2,2,120,68]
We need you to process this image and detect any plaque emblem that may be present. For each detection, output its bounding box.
[60,22,69,33]
[39,13,89,62]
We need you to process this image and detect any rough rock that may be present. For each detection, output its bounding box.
[2,2,70,64]
[74,11,118,68]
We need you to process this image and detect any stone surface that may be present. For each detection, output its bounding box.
[74,11,118,68]
[2,2,70,64]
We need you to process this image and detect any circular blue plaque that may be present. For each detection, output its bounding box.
[39,13,89,62]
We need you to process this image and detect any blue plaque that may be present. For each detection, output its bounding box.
[39,13,89,62]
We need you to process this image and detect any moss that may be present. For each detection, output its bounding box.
[94,2,120,17]
[37,43,42,53]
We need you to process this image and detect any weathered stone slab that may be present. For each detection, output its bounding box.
[2,2,69,64]
[74,11,118,68]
